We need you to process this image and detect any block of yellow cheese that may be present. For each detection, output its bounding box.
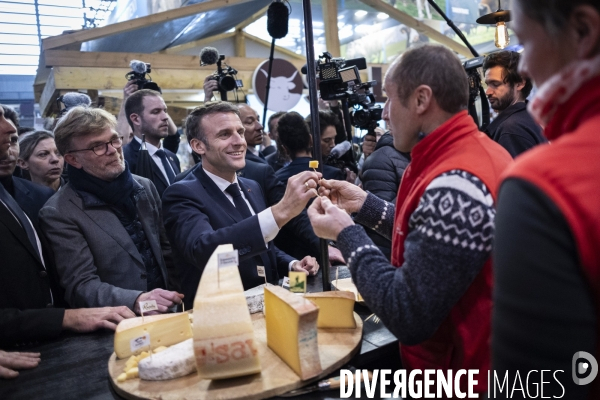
[193,244,261,380]
[264,285,322,380]
[114,313,192,359]
[304,291,356,328]
[309,160,319,169]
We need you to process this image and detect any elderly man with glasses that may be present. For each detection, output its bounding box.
[39,106,183,314]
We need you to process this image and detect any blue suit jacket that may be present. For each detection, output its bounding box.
[123,138,181,198]
[162,166,293,309]
[11,177,54,227]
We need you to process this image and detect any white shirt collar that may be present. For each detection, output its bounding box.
[133,135,162,156]
[202,167,239,193]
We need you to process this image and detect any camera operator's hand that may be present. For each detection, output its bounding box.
[203,75,218,102]
[362,134,377,159]
[123,79,138,100]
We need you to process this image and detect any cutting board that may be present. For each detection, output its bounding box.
[108,311,363,400]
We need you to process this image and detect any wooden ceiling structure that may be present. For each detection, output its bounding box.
[34,0,471,121]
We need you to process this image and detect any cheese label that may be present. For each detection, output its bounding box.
[288,271,307,293]
[218,250,239,268]
[282,276,290,289]
[139,300,158,314]
[257,266,265,277]
[130,333,151,353]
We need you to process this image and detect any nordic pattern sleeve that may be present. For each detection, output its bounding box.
[336,170,494,345]
[353,192,395,241]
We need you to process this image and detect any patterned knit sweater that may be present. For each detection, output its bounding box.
[337,169,495,344]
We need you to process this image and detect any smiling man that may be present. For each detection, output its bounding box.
[123,89,181,197]
[39,106,182,314]
[483,51,547,157]
[162,102,321,309]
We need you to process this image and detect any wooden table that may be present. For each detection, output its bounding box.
[0,267,399,400]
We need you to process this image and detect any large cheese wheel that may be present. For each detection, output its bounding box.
[264,285,322,380]
[138,338,196,380]
[192,244,261,380]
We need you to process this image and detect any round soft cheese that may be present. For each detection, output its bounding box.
[138,338,197,381]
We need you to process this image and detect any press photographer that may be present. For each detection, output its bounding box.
[200,47,243,102]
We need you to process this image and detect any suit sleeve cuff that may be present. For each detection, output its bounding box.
[258,208,280,244]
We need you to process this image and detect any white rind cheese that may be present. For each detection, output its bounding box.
[138,339,196,381]
[244,284,266,314]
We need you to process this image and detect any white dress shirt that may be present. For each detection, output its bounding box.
[134,136,175,183]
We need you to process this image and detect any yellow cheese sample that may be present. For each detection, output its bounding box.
[304,291,356,328]
[264,285,322,380]
[193,244,261,380]
[114,313,192,359]
[309,160,319,169]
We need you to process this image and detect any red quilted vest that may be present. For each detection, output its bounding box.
[501,76,600,398]
[391,111,512,394]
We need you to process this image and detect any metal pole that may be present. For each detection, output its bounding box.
[262,38,276,131]
[426,0,479,57]
[302,0,330,292]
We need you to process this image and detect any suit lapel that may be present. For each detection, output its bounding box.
[151,160,169,188]
[0,202,43,267]
[195,167,244,223]
[135,186,167,282]
[166,152,180,174]
[238,178,264,214]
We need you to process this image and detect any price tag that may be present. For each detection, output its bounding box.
[282,276,290,289]
[257,266,266,277]
[139,300,158,314]
[218,250,239,268]
[130,333,151,353]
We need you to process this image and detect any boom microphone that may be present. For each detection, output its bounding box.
[129,60,147,74]
[199,47,220,66]
[61,92,92,111]
[267,1,289,39]
[329,141,352,159]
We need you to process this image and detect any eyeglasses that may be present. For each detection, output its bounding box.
[68,137,123,156]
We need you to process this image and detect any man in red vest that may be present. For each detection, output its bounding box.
[308,44,512,395]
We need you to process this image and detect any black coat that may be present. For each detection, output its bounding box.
[11,177,55,226]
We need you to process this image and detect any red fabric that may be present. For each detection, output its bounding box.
[391,111,512,394]
[502,75,600,398]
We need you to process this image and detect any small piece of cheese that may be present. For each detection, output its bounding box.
[126,367,139,379]
[309,160,319,169]
[117,373,127,383]
[138,338,197,381]
[264,285,322,380]
[114,313,193,359]
[304,291,356,328]
[193,245,261,380]
[244,284,266,314]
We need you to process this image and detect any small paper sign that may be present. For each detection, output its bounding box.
[288,271,307,293]
[139,300,158,313]
[257,266,266,277]
[282,276,290,289]
[130,333,151,353]
[218,250,239,268]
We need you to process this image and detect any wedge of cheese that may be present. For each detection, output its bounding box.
[244,284,266,314]
[114,313,193,359]
[193,245,261,380]
[264,285,322,380]
[304,291,356,328]
[138,338,197,381]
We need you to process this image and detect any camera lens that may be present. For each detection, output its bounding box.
[219,75,237,92]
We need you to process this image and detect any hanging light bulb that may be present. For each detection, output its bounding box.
[476,1,511,49]
[495,21,509,49]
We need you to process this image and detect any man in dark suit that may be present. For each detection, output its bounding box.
[0,106,135,370]
[123,89,181,197]
[239,104,268,164]
[163,102,320,309]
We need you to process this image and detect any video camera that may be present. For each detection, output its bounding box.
[199,47,243,97]
[462,56,490,130]
[316,52,382,134]
[126,60,161,93]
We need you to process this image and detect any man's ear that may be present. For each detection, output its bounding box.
[129,113,142,128]
[64,153,83,169]
[569,5,600,59]
[16,159,28,170]
[414,85,433,115]
[189,138,206,156]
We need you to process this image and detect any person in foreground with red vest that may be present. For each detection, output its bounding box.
[492,0,600,398]
[308,44,512,395]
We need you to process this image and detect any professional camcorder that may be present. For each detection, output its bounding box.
[199,47,243,95]
[126,60,161,93]
[462,55,490,130]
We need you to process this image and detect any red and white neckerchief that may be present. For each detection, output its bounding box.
[528,54,600,129]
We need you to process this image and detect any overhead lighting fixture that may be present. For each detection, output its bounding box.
[476,0,510,49]
[377,13,389,20]
[354,10,368,18]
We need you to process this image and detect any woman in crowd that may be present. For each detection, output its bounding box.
[17,131,64,192]
[493,0,600,398]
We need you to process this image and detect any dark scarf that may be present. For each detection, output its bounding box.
[67,161,137,216]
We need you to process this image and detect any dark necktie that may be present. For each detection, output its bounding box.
[155,149,176,184]
[225,183,253,219]
[0,184,40,259]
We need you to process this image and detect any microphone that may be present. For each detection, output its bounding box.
[199,47,220,66]
[267,1,289,39]
[129,60,147,74]
[329,141,352,159]
[60,92,92,111]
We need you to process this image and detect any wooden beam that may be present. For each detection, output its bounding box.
[235,5,269,30]
[242,32,305,61]
[322,0,341,57]
[235,29,246,57]
[39,69,57,117]
[358,0,472,57]
[42,0,254,51]
[157,32,236,55]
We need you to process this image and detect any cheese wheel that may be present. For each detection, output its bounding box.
[138,339,197,381]
[304,291,356,328]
